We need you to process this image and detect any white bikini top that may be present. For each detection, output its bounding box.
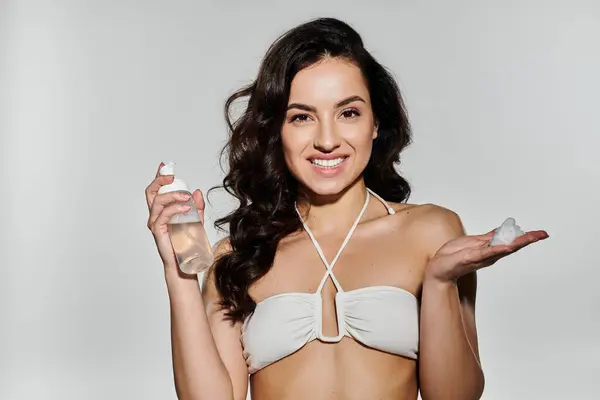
[241,188,419,374]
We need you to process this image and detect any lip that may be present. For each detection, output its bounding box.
[309,156,349,177]
[307,154,349,161]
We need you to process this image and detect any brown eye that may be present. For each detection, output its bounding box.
[341,109,360,119]
[289,114,311,123]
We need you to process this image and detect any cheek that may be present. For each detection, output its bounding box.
[346,122,375,156]
[280,129,307,167]
[354,138,374,168]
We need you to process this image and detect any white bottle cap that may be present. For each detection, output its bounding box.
[158,161,192,194]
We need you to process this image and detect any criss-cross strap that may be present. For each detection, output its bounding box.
[295,190,371,293]
[294,189,396,292]
[294,188,396,342]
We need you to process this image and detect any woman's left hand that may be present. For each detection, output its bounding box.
[425,227,550,283]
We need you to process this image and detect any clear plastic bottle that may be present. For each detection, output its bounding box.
[158,161,214,274]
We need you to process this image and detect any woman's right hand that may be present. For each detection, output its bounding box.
[145,162,205,271]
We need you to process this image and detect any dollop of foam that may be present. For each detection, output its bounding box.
[490,217,525,246]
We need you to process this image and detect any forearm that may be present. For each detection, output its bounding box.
[418,277,484,400]
[165,269,233,400]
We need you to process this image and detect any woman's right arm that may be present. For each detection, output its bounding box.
[166,241,248,400]
[146,163,248,400]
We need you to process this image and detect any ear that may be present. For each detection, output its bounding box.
[372,122,379,139]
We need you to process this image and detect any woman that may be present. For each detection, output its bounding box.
[145,17,548,400]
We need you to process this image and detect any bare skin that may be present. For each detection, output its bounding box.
[201,193,547,400]
[242,198,430,400]
[146,56,549,399]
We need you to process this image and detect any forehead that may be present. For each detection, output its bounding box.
[288,57,370,105]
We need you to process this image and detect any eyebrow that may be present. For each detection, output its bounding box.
[286,95,366,112]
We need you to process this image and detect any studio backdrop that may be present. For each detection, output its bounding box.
[2,1,598,399]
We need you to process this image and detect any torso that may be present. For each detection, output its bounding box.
[247,200,435,400]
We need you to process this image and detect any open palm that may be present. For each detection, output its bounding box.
[427,228,549,282]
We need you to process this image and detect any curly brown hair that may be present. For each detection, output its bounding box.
[207,17,412,323]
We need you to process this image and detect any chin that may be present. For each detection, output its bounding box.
[303,180,348,196]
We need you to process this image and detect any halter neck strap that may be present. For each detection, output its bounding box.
[293,188,394,293]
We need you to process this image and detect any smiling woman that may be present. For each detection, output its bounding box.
[212,19,412,325]
[144,16,548,400]
[286,93,368,179]
[283,61,379,193]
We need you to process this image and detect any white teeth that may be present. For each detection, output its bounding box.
[311,157,345,168]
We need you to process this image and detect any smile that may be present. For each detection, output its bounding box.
[310,157,347,168]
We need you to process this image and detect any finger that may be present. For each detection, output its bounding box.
[192,189,205,224]
[475,229,548,259]
[145,162,170,209]
[474,228,497,240]
[155,162,164,178]
[507,230,549,252]
[148,191,192,228]
[528,230,550,240]
[145,174,175,210]
[453,229,549,273]
[152,203,192,232]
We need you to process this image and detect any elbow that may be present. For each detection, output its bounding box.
[470,368,486,400]
[420,370,485,400]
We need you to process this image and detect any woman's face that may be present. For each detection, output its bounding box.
[281,57,377,197]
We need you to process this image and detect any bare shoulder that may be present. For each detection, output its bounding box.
[390,202,467,260]
[389,201,462,225]
[212,236,233,259]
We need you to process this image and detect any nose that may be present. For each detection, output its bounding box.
[314,120,341,153]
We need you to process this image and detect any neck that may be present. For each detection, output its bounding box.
[296,178,368,236]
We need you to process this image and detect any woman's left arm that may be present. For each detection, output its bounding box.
[417,205,548,400]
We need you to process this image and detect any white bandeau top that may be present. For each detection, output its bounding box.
[241,189,419,374]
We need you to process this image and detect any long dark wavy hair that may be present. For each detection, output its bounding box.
[208,17,413,323]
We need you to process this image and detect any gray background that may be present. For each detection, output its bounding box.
[2,0,599,399]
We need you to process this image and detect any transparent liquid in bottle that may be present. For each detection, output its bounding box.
[167,194,214,274]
